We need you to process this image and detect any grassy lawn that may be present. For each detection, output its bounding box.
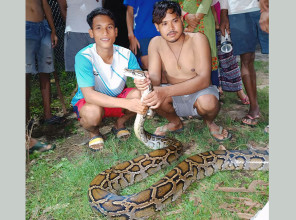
[26,60,269,219]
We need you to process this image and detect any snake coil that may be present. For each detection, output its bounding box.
[88,69,269,219]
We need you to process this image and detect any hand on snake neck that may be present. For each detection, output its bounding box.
[142,87,167,109]
[127,98,149,115]
[134,77,151,91]
[134,71,150,91]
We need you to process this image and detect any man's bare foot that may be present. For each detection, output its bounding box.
[28,138,56,154]
[154,122,183,136]
[208,123,232,142]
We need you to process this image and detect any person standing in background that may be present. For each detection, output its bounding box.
[26,0,64,125]
[124,0,160,70]
[104,0,129,48]
[57,0,104,73]
[211,0,250,105]
[219,0,269,126]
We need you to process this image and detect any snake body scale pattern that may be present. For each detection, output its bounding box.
[88,69,269,219]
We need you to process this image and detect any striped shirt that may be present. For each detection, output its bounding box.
[71,44,140,106]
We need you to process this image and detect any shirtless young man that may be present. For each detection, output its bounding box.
[26,0,59,152]
[135,1,231,142]
[26,0,64,124]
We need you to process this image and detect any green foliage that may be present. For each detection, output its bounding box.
[28,71,77,119]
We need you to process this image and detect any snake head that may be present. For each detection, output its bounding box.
[124,68,146,80]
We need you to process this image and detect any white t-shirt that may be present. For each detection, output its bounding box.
[219,0,260,15]
[71,44,141,106]
[65,0,103,33]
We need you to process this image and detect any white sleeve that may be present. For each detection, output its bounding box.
[219,0,229,10]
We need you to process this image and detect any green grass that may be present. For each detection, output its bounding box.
[26,61,269,219]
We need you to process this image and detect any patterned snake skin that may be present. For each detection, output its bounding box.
[88,69,269,219]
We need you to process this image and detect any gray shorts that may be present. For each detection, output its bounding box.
[162,84,219,117]
[64,32,95,72]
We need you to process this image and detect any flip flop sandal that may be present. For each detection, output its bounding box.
[88,135,104,152]
[242,114,260,127]
[111,127,131,140]
[29,141,56,154]
[264,125,269,134]
[154,124,184,137]
[210,126,232,142]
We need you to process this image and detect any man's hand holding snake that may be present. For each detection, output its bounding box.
[142,87,167,109]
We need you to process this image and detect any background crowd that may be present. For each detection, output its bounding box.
[26,0,269,154]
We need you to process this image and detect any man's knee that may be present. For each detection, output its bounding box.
[126,88,141,99]
[195,95,219,114]
[159,96,175,113]
[80,104,104,127]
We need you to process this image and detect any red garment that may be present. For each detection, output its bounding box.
[73,88,135,120]
[214,2,221,24]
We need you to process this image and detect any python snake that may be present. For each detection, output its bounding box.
[88,69,269,219]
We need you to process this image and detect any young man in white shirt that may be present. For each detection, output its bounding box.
[71,8,147,151]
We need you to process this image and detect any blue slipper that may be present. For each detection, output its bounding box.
[29,141,56,154]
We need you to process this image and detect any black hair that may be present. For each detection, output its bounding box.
[152,1,182,24]
[87,7,117,29]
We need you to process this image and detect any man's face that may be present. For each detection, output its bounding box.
[89,15,118,49]
[155,10,183,43]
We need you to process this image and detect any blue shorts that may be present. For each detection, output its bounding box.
[229,11,269,56]
[138,37,153,56]
[64,32,95,72]
[26,20,55,74]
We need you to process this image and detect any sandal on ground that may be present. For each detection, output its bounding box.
[154,124,184,137]
[88,135,104,152]
[29,141,56,154]
[239,95,250,105]
[264,125,269,134]
[43,115,66,125]
[210,126,232,142]
[111,127,131,140]
[241,114,260,127]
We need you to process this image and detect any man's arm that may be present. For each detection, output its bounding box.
[183,0,211,32]
[143,34,211,109]
[126,5,140,55]
[219,0,230,36]
[42,0,58,47]
[57,0,67,22]
[259,0,269,33]
[80,87,146,114]
[147,37,162,86]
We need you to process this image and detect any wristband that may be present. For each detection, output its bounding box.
[183,12,189,20]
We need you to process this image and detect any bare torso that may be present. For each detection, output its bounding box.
[157,33,199,84]
[26,0,45,22]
